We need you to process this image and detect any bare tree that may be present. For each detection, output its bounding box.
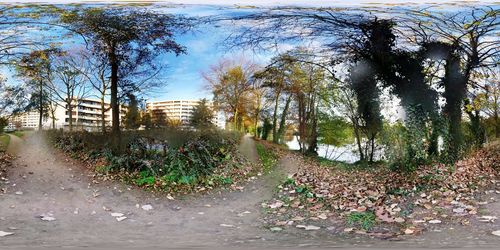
[46,51,90,132]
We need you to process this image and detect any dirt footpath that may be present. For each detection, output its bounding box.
[0,134,499,249]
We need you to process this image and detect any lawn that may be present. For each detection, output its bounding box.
[0,134,10,151]
[9,130,28,138]
[256,142,278,172]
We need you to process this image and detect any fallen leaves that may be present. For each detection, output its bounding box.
[296,225,320,230]
[269,201,284,209]
[116,216,127,222]
[428,219,442,224]
[317,214,328,220]
[141,204,153,211]
[39,214,56,221]
[237,211,251,217]
[262,140,500,237]
[0,231,14,237]
[478,216,497,223]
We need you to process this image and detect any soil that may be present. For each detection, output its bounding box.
[0,134,499,249]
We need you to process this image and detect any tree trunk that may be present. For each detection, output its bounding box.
[109,46,120,136]
[101,95,106,133]
[306,103,318,155]
[352,121,364,161]
[38,80,43,131]
[443,53,466,160]
[51,108,55,129]
[253,107,259,138]
[276,94,292,144]
[233,107,238,131]
[297,94,305,153]
[68,103,73,132]
[369,135,376,163]
[272,89,281,143]
[494,93,499,138]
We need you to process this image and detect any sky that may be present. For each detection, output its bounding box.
[1,0,497,102]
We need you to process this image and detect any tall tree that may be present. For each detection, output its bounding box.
[16,48,61,130]
[407,7,499,158]
[79,51,111,133]
[45,51,89,131]
[122,94,141,130]
[61,7,190,137]
[190,98,215,129]
[203,59,256,131]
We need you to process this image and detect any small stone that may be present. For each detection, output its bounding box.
[116,216,127,222]
[141,204,153,211]
[270,227,282,232]
[304,225,320,230]
[394,217,405,223]
[40,215,56,221]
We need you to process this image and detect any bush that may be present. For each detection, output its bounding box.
[45,128,243,188]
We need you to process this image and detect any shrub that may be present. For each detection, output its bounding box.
[44,128,243,188]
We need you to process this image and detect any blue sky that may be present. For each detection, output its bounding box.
[1,4,273,102]
[148,4,276,101]
[1,1,497,102]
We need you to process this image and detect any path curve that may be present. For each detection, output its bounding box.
[0,134,284,248]
[1,133,499,248]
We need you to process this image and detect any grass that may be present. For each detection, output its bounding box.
[0,134,10,151]
[346,211,377,231]
[12,131,25,138]
[256,143,278,172]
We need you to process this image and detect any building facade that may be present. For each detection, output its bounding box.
[7,98,126,131]
[6,111,49,130]
[146,100,225,129]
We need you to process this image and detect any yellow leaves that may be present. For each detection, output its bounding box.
[60,11,78,23]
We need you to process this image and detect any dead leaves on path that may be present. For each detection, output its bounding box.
[0,153,14,186]
[263,142,500,236]
[0,231,14,237]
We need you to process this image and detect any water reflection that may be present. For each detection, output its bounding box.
[285,136,360,163]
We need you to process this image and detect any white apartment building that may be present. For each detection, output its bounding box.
[6,110,50,130]
[7,98,126,131]
[146,100,225,129]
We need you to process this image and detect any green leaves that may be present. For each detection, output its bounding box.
[318,113,353,147]
[347,211,377,231]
